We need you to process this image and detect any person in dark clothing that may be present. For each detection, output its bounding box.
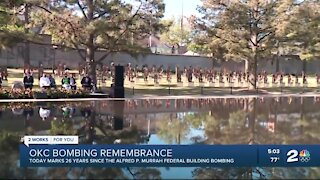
[49,74,56,89]
[81,74,92,90]
[69,74,77,90]
[23,73,34,89]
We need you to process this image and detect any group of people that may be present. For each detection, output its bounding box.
[22,72,94,91]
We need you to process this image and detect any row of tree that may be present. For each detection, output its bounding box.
[161,0,320,89]
[1,0,320,89]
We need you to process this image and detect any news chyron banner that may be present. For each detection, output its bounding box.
[20,136,320,167]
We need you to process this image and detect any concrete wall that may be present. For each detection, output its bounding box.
[257,56,304,74]
[55,50,215,69]
[0,42,319,74]
[0,43,54,68]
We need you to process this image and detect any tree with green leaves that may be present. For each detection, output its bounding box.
[278,1,320,61]
[0,0,46,69]
[0,0,26,49]
[160,18,192,53]
[30,0,165,82]
[192,0,305,89]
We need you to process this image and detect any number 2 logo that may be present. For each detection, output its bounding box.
[287,150,299,163]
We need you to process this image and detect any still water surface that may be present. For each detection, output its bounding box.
[0,97,320,179]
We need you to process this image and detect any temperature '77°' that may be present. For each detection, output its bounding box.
[270,157,280,163]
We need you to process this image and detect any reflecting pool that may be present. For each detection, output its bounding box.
[1,97,320,179]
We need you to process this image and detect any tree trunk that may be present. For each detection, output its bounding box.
[245,59,249,73]
[248,98,256,144]
[86,110,96,144]
[85,44,97,85]
[253,53,258,90]
[85,0,97,84]
[248,54,258,90]
[24,3,30,73]
[86,61,97,84]
[249,26,258,90]
[249,2,259,90]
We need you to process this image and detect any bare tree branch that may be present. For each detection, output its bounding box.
[34,4,52,14]
[93,11,108,20]
[257,31,273,44]
[71,41,86,61]
[97,2,143,62]
[249,38,257,47]
[77,0,88,20]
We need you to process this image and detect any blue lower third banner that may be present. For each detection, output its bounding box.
[19,145,320,167]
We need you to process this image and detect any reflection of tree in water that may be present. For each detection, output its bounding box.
[190,97,320,179]
[50,120,76,135]
[258,98,320,145]
[192,166,319,179]
[2,98,320,179]
[85,168,127,179]
[205,110,252,144]
[264,167,320,179]
[127,167,162,180]
[157,114,191,144]
[0,131,38,179]
[0,100,158,179]
[192,167,257,179]
[0,132,19,178]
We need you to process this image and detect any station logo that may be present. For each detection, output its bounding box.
[299,150,311,163]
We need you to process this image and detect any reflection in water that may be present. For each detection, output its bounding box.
[0,97,320,179]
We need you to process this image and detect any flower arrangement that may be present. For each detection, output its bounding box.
[47,89,90,99]
[0,88,90,99]
[0,89,33,99]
